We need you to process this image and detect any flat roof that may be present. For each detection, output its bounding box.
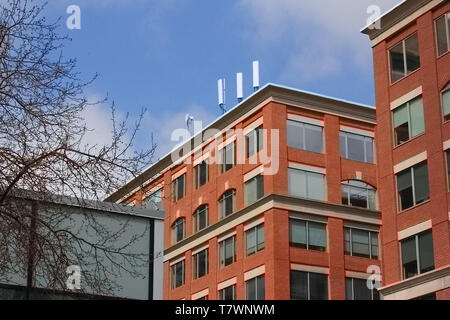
[105,83,375,203]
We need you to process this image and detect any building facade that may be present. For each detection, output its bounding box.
[107,84,382,300]
[362,0,450,300]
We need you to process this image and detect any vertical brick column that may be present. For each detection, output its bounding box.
[328,218,345,300]
[324,115,341,204]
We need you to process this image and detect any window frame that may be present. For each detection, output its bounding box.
[391,96,425,146]
[286,119,324,153]
[246,126,264,158]
[434,12,450,57]
[401,230,435,280]
[388,33,421,84]
[345,277,379,300]
[171,260,185,289]
[172,218,185,244]
[218,285,236,300]
[192,248,209,280]
[344,227,379,260]
[244,174,265,206]
[218,189,236,219]
[290,270,329,300]
[172,174,186,202]
[220,141,235,174]
[219,236,236,268]
[446,149,450,191]
[193,205,209,233]
[289,218,327,252]
[246,224,265,256]
[194,161,209,189]
[395,161,430,212]
[143,188,163,211]
[288,167,326,201]
[339,131,374,163]
[341,180,376,210]
[441,84,450,123]
[246,275,265,300]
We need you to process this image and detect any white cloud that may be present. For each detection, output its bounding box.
[236,0,402,82]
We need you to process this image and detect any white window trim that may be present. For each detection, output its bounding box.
[290,263,329,275]
[193,152,210,166]
[343,221,379,233]
[443,139,450,151]
[390,86,422,110]
[218,277,237,291]
[243,165,264,182]
[288,162,326,175]
[170,256,185,266]
[217,231,236,243]
[172,167,187,181]
[217,135,237,151]
[143,184,163,199]
[192,288,209,300]
[287,114,324,127]
[243,117,263,135]
[398,220,432,241]
[289,212,327,224]
[393,151,427,174]
[244,265,265,281]
[340,125,374,138]
[192,244,209,256]
[345,271,378,280]
[244,216,265,231]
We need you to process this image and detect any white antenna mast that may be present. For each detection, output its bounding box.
[185,114,194,132]
[236,72,243,103]
[218,78,226,114]
[253,61,260,91]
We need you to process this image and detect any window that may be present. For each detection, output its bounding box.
[172,174,185,202]
[144,188,163,211]
[172,218,185,244]
[389,33,420,83]
[193,205,208,233]
[219,236,236,268]
[442,84,450,122]
[344,227,379,259]
[220,142,235,173]
[396,161,430,211]
[289,219,327,252]
[219,285,236,300]
[401,230,434,279]
[341,180,376,210]
[288,167,326,201]
[340,131,374,163]
[392,97,425,146]
[447,150,450,189]
[218,189,235,219]
[287,120,323,153]
[245,174,264,205]
[345,278,379,300]
[171,260,185,289]
[246,224,265,256]
[412,293,437,300]
[246,126,263,157]
[195,296,208,301]
[246,275,265,300]
[193,249,208,280]
[194,161,208,189]
[290,270,328,300]
[435,13,450,56]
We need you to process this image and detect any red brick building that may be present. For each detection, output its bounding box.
[362,0,450,300]
[106,84,382,300]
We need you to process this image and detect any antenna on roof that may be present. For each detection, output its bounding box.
[218,78,226,114]
[185,114,194,132]
[236,72,243,103]
[253,61,260,91]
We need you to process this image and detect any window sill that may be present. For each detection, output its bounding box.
[390,67,421,87]
[397,199,430,215]
[340,157,375,165]
[392,132,425,150]
[288,146,324,155]
[345,254,379,261]
[437,49,450,60]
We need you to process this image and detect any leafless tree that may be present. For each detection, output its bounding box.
[0,0,157,298]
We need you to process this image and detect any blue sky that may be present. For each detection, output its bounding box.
[40,0,402,159]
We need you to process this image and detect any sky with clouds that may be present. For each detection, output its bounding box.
[35,0,402,159]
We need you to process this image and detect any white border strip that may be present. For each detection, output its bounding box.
[244,216,265,231]
[345,271,373,280]
[244,117,263,135]
[288,162,326,174]
[192,288,209,300]
[218,277,237,291]
[289,212,327,224]
[390,86,422,110]
[290,263,329,275]
[398,220,432,240]
[192,244,209,256]
[193,152,211,166]
[217,135,237,151]
[340,125,374,138]
[443,139,450,151]
[287,114,324,126]
[343,221,379,233]
[169,256,185,266]
[244,265,265,281]
[217,231,236,243]
[393,151,427,174]
[244,165,264,182]
[171,167,187,181]
[143,183,164,198]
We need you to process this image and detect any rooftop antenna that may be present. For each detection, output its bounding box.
[253,61,260,92]
[185,114,194,132]
[236,72,243,103]
[218,78,226,114]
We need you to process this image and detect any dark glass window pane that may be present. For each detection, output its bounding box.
[412,293,436,300]
[353,278,372,300]
[371,232,379,259]
[413,163,429,204]
[341,185,349,205]
[309,273,328,300]
[345,278,353,300]
[447,150,450,189]
[246,228,256,256]
[339,133,347,158]
[224,237,235,266]
[246,131,256,157]
[194,250,208,279]
[349,185,368,208]
[418,231,434,274]
[257,224,265,251]
[308,222,327,251]
[290,219,307,249]
[257,276,265,300]
[347,133,365,162]
[172,261,184,288]
[290,271,308,300]
[287,120,304,150]
[390,41,405,82]
[246,278,256,300]
[395,123,410,145]
[352,229,370,258]
[405,34,420,73]
[402,236,418,279]
[220,286,235,300]
[436,15,448,56]
[397,169,414,210]
[256,175,265,200]
[344,228,351,255]
[365,138,374,163]
[304,124,323,153]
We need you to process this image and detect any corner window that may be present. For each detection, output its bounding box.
[289,219,327,252]
[392,97,425,146]
[193,205,208,233]
[389,33,420,83]
[396,161,430,211]
[442,84,450,122]
[194,161,208,189]
[340,131,374,163]
[220,142,235,173]
[345,278,379,300]
[218,189,235,219]
[287,119,323,153]
[246,126,263,157]
[172,174,185,202]
[219,285,236,300]
[288,167,326,201]
[401,230,434,279]
[193,249,208,280]
[246,224,264,256]
[435,13,450,56]
[290,270,328,300]
[219,236,236,268]
[171,260,185,289]
[143,188,163,211]
[245,174,264,206]
[246,275,265,300]
[344,227,379,259]
[341,180,376,210]
[172,218,185,244]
